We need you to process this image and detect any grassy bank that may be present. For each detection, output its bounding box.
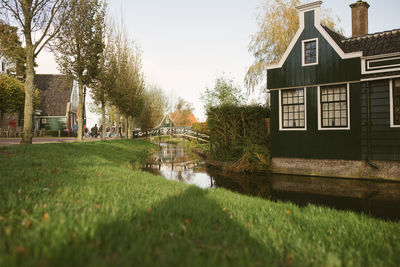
[0,140,399,266]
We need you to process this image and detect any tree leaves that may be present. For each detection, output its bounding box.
[0,74,40,116]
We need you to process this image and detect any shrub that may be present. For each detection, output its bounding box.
[207,104,270,172]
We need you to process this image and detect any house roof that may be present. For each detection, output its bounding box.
[169,112,198,127]
[34,74,73,116]
[322,25,400,57]
[156,113,176,128]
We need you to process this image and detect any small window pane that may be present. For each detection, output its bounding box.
[281,88,306,129]
[304,40,317,64]
[320,85,348,128]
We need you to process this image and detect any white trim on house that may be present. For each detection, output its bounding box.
[317,83,351,131]
[361,53,400,74]
[367,57,400,70]
[266,2,362,71]
[302,38,319,66]
[362,52,400,60]
[279,87,307,131]
[360,75,400,82]
[390,78,400,128]
[269,80,360,91]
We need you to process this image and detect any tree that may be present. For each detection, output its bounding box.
[105,24,145,138]
[0,21,26,76]
[1,0,73,144]
[171,97,194,127]
[0,74,40,125]
[91,20,116,140]
[137,85,167,130]
[201,74,244,112]
[245,0,341,92]
[53,0,106,141]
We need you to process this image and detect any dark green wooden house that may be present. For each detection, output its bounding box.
[33,74,81,132]
[156,114,176,129]
[267,1,400,179]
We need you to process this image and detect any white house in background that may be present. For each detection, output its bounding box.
[0,56,16,75]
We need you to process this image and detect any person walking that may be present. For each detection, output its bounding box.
[91,124,98,138]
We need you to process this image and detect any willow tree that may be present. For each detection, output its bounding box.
[53,0,106,141]
[0,0,72,144]
[245,0,341,92]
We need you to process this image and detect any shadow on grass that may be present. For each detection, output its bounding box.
[49,186,276,267]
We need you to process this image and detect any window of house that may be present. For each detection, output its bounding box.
[1,59,5,73]
[320,84,349,129]
[392,79,400,127]
[281,88,305,129]
[302,38,318,66]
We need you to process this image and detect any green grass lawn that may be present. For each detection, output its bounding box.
[0,140,399,266]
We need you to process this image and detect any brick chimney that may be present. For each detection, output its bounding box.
[350,1,370,37]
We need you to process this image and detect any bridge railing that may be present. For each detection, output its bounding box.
[132,127,210,142]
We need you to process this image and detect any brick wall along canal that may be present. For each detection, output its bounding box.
[142,143,400,220]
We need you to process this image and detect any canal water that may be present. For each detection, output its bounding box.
[142,143,400,220]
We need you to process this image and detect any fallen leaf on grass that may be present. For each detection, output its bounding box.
[11,246,29,255]
[24,219,31,228]
[285,253,295,266]
[4,226,11,235]
[146,207,152,212]
[43,212,50,221]
[52,168,58,175]
[98,172,103,176]
[185,218,192,225]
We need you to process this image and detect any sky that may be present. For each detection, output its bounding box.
[36,0,400,123]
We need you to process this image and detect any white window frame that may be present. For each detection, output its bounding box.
[302,38,319,66]
[390,78,400,128]
[279,87,307,131]
[318,83,351,131]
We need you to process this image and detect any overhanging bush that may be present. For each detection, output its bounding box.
[207,104,270,171]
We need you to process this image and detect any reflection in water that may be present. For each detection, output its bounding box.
[142,143,212,188]
[143,143,400,220]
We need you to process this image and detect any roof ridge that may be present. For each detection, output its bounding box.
[341,29,400,42]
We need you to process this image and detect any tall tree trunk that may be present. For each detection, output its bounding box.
[128,116,134,139]
[77,80,84,141]
[116,111,120,138]
[21,44,35,144]
[124,116,128,139]
[101,100,106,140]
